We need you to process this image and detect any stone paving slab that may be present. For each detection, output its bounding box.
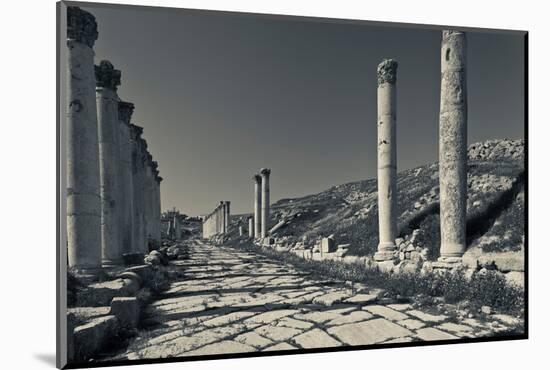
[102,239,524,362]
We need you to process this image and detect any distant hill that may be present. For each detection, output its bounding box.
[234,139,524,261]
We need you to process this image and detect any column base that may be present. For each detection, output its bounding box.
[373,250,397,261]
[432,256,463,270]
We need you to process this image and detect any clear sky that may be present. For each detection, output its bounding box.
[79,3,525,216]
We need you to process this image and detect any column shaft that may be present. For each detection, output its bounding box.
[117,102,134,256]
[66,7,101,272]
[248,217,254,238]
[374,59,398,261]
[253,175,261,238]
[439,30,468,260]
[260,168,271,238]
[131,127,146,254]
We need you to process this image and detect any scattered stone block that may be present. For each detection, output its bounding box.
[343,294,378,305]
[67,306,110,326]
[110,297,140,329]
[84,278,140,306]
[481,306,492,315]
[73,315,119,360]
[321,237,336,253]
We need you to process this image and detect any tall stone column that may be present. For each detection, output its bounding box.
[248,217,254,238]
[143,155,154,250]
[260,168,271,238]
[374,59,398,262]
[225,201,231,231]
[130,125,146,254]
[152,163,162,248]
[439,30,468,262]
[96,60,122,267]
[66,6,102,272]
[253,174,261,238]
[117,101,135,256]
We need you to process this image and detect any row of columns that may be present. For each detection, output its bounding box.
[202,201,231,239]
[251,168,271,239]
[374,30,468,263]
[66,6,162,273]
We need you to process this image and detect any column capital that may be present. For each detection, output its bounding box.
[253,174,262,183]
[95,60,121,91]
[377,59,398,86]
[260,168,271,177]
[67,6,98,48]
[118,101,135,125]
[442,30,465,41]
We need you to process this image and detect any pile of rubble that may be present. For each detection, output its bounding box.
[468,139,524,161]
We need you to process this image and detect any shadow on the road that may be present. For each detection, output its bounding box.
[163,281,341,299]
[146,301,358,327]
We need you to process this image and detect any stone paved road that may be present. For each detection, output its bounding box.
[107,240,519,361]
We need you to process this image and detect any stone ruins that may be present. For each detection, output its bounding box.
[202,201,231,238]
[233,32,471,269]
[66,6,162,273]
[64,8,523,363]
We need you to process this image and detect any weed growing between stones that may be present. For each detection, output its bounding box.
[228,240,523,315]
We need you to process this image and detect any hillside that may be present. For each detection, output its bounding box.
[234,139,525,264]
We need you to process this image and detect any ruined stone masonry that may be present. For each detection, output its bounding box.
[438,30,468,264]
[374,59,398,262]
[202,201,231,239]
[66,6,163,273]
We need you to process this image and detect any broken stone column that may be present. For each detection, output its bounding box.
[66,6,102,272]
[439,30,468,263]
[260,168,271,238]
[130,125,146,255]
[117,101,135,257]
[248,217,254,238]
[253,174,261,238]
[239,226,244,236]
[374,59,398,262]
[96,60,122,267]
